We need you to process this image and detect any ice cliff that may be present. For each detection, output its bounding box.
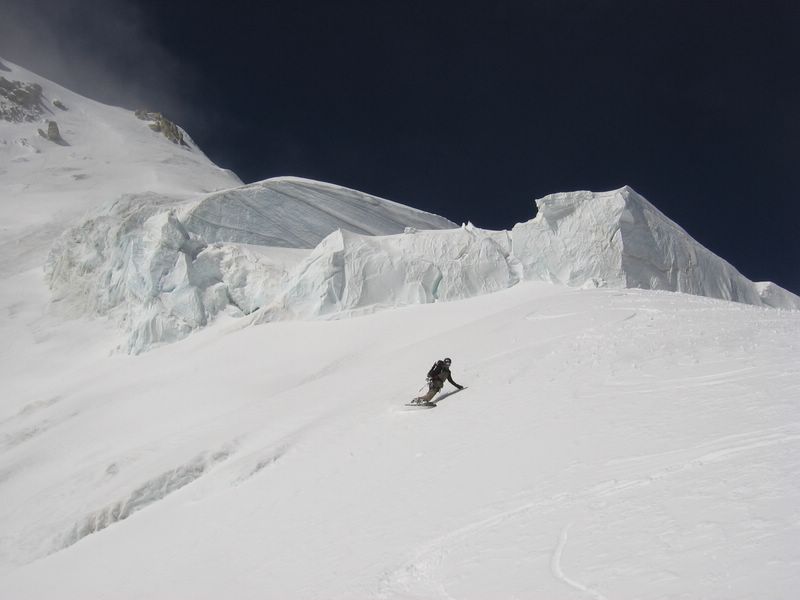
[46,178,459,352]
[254,226,520,322]
[513,186,771,305]
[46,180,799,353]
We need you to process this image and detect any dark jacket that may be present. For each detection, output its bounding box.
[427,361,462,389]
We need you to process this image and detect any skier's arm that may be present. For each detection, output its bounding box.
[447,374,464,389]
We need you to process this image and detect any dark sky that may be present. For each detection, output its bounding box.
[2,0,798,293]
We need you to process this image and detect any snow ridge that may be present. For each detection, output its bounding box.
[46,184,799,352]
[182,176,457,248]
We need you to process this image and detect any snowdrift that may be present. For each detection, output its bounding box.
[47,182,799,352]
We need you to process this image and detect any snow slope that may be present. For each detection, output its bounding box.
[1,282,798,599]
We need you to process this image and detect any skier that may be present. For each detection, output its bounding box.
[412,357,464,405]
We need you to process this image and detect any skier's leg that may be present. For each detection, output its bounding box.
[414,386,434,404]
[420,382,442,404]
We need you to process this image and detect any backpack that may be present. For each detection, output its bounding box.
[427,360,444,379]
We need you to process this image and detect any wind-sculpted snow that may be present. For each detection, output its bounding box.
[183,176,457,247]
[755,281,800,309]
[46,182,798,352]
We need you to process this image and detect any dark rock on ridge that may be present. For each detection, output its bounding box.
[135,109,189,147]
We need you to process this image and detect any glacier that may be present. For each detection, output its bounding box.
[46,181,799,353]
[45,177,459,352]
[2,57,796,354]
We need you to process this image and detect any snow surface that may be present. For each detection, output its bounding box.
[2,282,799,599]
[183,176,458,247]
[2,57,800,598]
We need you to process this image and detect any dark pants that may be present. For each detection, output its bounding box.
[416,380,443,403]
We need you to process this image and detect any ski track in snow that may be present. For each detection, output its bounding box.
[551,523,609,600]
[604,424,800,467]
[376,418,800,599]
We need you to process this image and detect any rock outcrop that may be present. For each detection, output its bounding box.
[37,120,68,145]
[135,109,189,147]
[0,76,45,122]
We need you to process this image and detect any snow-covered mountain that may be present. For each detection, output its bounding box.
[0,59,242,277]
[4,58,798,354]
[2,58,800,599]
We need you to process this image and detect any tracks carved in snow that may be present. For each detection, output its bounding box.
[595,427,800,498]
[551,523,609,600]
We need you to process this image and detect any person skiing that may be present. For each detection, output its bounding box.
[412,357,464,405]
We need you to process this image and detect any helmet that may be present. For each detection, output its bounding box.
[443,357,451,365]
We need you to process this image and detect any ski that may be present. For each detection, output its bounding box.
[404,401,437,408]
